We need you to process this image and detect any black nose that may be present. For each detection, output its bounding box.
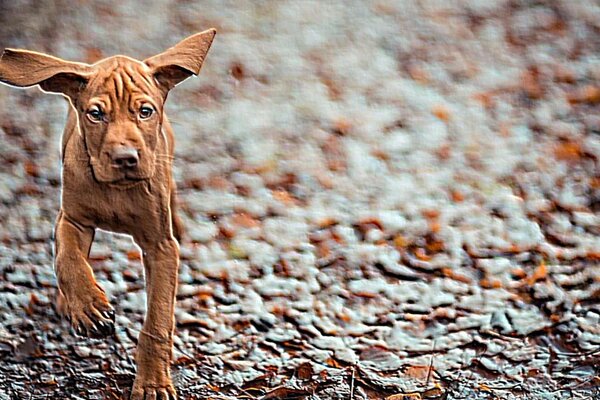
[111,147,139,168]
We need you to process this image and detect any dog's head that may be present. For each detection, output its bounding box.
[0,30,216,185]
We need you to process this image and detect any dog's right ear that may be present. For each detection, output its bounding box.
[0,49,92,100]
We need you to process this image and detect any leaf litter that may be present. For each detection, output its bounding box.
[1,0,600,399]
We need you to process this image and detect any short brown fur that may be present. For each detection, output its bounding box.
[0,29,216,399]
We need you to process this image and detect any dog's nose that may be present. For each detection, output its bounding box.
[111,147,139,169]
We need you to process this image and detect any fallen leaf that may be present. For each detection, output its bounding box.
[404,365,432,380]
[296,362,313,380]
[126,250,141,260]
[567,85,600,104]
[554,140,581,162]
[432,105,450,121]
[24,161,39,177]
[527,261,547,286]
[386,393,422,400]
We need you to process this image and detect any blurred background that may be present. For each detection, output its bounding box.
[0,1,599,399]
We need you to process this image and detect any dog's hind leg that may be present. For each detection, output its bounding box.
[54,210,115,338]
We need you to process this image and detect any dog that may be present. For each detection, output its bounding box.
[0,29,216,399]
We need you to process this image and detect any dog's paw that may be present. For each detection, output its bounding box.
[130,382,177,400]
[57,287,115,338]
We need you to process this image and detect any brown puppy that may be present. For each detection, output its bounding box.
[0,30,216,399]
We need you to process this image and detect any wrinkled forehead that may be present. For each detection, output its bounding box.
[82,56,161,108]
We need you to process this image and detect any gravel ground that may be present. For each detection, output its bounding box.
[1,1,599,399]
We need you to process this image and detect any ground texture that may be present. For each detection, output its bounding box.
[0,0,600,399]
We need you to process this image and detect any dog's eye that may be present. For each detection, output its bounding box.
[87,107,104,123]
[139,106,154,119]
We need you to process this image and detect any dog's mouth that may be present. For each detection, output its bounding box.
[107,175,148,189]
[93,167,151,187]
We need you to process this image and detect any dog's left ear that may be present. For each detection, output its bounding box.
[145,29,216,94]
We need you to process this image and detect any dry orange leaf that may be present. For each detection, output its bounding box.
[317,174,334,189]
[317,242,331,259]
[272,189,297,205]
[404,365,432,380]
[24,161,39,177]
[508,244,522,253]
[568,85,600,104]
[127,250,141,260]
[554,140,581,162]
[359,217,385,230]
[17,183,43,195]
[527,261,547,286]
[511,268,527,279]
[321,77,342,100]
[479,383,491,391]
[197,292,213,302]
[393,235,409,249]
[386,394,422,400]
[231,212,259,228]
[333,118,352,135]
[426,238,444,253]
[586,252,600,261]
[229,61,245,80]
[88,253,110,262]
[270,305,286,315]
[372,148,390,160]
[472,92,494,109]
[330,229,346,244]
[442,268,472,284]
[414,248,431,261]
[408,65,430,84]
[207,176,231,190]
[296,362,314,380]
[206,384,221,392]
[521,68,543,99]
[428,221,441,234]
[554,65,575,83]
[325,357,342,368]
[24,293,40,316]
[317,217,338,228]
[422,209,440,219]
[354,291,377,299]
[450,189,464,202]
[337,312,351,323]
[432,105,450,121]
[436,144,451,160]
[480,278,502,289]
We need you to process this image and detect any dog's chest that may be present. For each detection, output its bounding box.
[61,165,166,235]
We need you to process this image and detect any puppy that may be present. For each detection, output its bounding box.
[0,29,216,399]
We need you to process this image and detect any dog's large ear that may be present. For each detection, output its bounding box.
[0,49,92,100]
[144,29,216,93]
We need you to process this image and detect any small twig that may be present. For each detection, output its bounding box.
[236,386,255,399]
[426,339,436,387]
[349,366,355,400]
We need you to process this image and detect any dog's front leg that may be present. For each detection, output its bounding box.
[54,210,115,337]
[131,238,179,400]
